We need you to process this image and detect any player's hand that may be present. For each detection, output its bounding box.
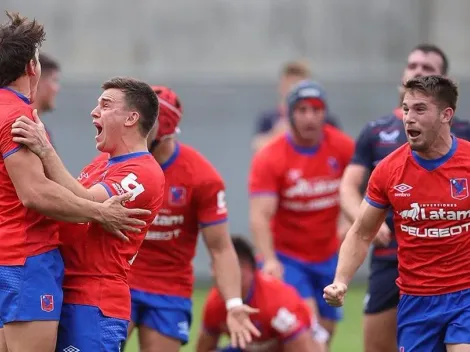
[97,192,151,241]
[372,222,392,247]
[323,282,348,307]
[11,109,53,159]
[262,258,284,280]
[226,304,261,349]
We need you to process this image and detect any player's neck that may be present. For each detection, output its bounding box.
[151,138,176,164]
[7,78,31,101]
[415,133,453,160]
[290,132,321,148]
[109,137,148,158]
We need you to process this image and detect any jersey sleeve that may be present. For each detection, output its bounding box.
[248,150,280,196]
[195,169,228,228]
[269,289,312,341]
[0,107,33,158]
[350,123,374,168]
[201,288,225,335]
[365,159,390,208]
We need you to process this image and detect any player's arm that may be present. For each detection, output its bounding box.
[197,291,223,352]
[6,148,114,222]
[334,170,389,286]
[339,125,373,222]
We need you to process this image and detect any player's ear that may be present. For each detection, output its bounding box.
[25,59,37,77]
[124,112,140,127]
[441,107,454,124]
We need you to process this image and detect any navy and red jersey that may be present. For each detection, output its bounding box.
[351,108,470,261]
[0,88,59,265]
[366,137,470,295]
[60,152,164,320]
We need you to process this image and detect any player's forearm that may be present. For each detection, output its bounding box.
[250,216,276,260]
[41,149,94,200]
[334,226,370,286]
[23,178,103,223]
[211,244,242,300]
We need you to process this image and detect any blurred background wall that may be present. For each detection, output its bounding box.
[6,0,470,282]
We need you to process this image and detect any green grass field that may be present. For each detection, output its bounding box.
[125,285,366,351]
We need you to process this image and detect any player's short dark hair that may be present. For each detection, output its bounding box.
[403,75,458,111]
[411,44,449,75]
[231,235,256,270]
[102,77,159,137]
[39,52,60,74]
[0,11,46,87]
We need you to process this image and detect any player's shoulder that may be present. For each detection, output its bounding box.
[0,93,32,125]
[361,113,401,134]
[456,137,470,150]
[375,142,410,171]
[178,143,223,184]
[90,152,109,164]
[252,133,288,163]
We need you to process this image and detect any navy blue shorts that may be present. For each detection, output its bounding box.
[364,260,399,314]
[56,304,128,352]
[131,289,192,344]
[277,252,343,321]
[397,288,470,351]
[0,249,64,327]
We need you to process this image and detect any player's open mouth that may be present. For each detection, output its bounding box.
[407,130,421,138]
[93,123,103,137]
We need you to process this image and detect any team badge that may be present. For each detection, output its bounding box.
[169,186,187,206]
[450,178,468,200]
[40,294,54,312]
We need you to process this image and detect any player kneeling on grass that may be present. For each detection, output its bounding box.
[197,236,327,352]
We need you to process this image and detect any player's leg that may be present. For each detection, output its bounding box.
[444,288,470,352]
[132,289,192,352]
[397,294,446,352]
[309,253,342,347]
[0,249,64,352]
[122,291,141,351]
[363,261,399,352]
[56,304,128,352]
[0,327,8,352]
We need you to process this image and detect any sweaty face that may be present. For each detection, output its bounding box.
[291,99,325,142]
[35,70,60,112]
[91,88,130,153]
[402,91,443,152]
[402,50,444,84]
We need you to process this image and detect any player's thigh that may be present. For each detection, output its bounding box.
[56,304,128,352]
[444,288,470,348]
[4,321,58,352]
[397,294,446,352]
[363,308,397,352]
[447,345,470,352]
[363,261,399,352]
[138,306,192,352]
[0,328,7,352]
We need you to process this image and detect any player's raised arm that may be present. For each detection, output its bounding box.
[11,110,98,201]
[4,147,149,232]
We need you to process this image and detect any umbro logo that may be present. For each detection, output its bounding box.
[393,183,412,197]
[63,346,80,352]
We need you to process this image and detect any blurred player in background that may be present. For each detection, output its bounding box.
[197,236,327,352]
[0,12,145,352]
[249,80,354,348]
[325,75,470,351]
[339,43,470,352]
[251,60,341,152]
[31,52,60,116]
[126,86,260,352]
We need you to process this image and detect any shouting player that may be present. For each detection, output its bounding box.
[0,12,149,352]
[249,80,354,346]
[126,86,260,352]
[198,236,327,352]
[339,44,470,352]
[325,75,470,351]
[12,77,165,351]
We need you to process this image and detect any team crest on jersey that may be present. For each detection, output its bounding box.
[169,186,187,206]
[40,294,54,312]
[327,157,339,174]
[450,178,468,200]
